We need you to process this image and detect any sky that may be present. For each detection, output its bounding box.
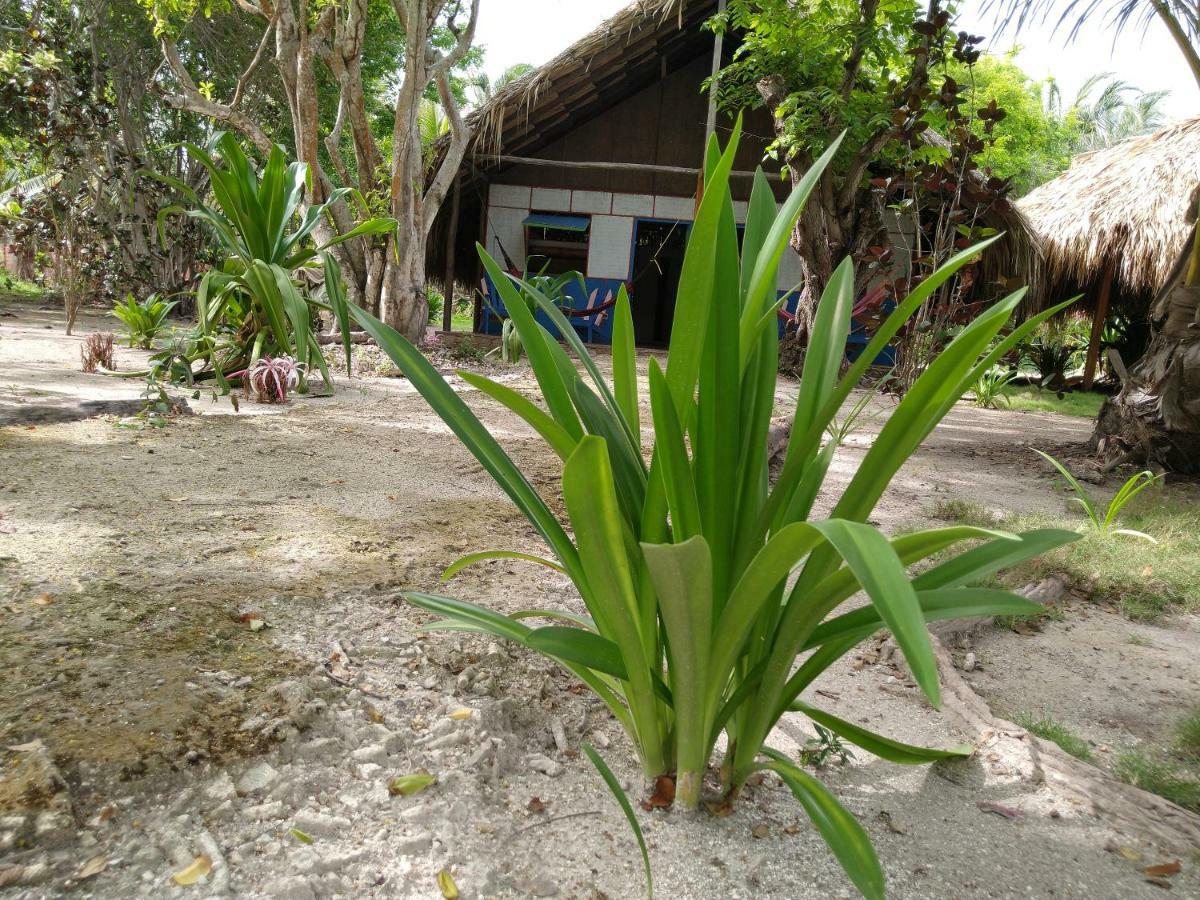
[473,0,1200,122]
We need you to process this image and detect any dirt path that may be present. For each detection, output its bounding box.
[1,299,1197,898]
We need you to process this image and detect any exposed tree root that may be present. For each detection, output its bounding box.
[927,578,1200,853]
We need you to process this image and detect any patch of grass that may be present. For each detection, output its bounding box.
[996,603,1065,631]
[1113,749,1200,812]
[1126,633,1152,647]
[934,492,1200,621]
[451,312,475,332]
[930,498,1002,529]
[1014,713,1093,761]
[0,277,45,300]
[1174,707,1200,760]
[1000,386,1106,418]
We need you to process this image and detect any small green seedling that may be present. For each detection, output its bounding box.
[1035,450,1162,541]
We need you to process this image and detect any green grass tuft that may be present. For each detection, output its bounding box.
[1014,713,1093,761]
[1113,749,1200,812]
[1174,707,1200,760]
[930,498,1002,530]
[999,387,1106,418]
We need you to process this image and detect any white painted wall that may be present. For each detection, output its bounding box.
[487,184,804,293]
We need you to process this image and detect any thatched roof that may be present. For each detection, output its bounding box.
[431,0,1041,302]
[1018,116,1200,312]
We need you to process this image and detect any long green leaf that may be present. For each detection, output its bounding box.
[442,549,566,581]
[791,701,971,764]
[763,750,884,900]
[350,304,580,575]
[582,744,653,900]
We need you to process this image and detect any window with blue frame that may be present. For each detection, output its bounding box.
[524,212,590,275]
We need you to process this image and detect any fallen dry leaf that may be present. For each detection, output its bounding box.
[751,824,770,839]
[1143,861,1182,878]
[170,854,212,886]
[448,707,473,721]
[365,705,385,724]
[1116,846,1142,862]
[33,593,52,606]
[290,828,313,845]
[640,774,676,811]
[388,773,437,797]
[437,868,459,899]
[782,823,802,835]
[703,798,734,818]
[976,800,1023,819]
[72,855,108,881]
[527,797,547,814]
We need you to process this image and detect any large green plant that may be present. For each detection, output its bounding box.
[150,134,394,390]
[351,124,1078,898]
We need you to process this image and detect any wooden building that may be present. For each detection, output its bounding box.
[428,0,805,346]
[429,0,1039,350]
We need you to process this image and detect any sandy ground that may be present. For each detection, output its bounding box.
[1,298,1198,898]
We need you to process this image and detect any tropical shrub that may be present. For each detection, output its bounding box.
[112,292,177,349]
[149,134,394,392]
[351,124,1078,898]
[486,266,586,363]
[972,365,1018,408]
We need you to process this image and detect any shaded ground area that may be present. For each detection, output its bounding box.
[1,297,1198,897]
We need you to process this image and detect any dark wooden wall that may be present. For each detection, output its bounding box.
[489,56,782,200]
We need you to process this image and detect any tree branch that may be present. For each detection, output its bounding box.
[158,38,274,155]
[230,13,278,111]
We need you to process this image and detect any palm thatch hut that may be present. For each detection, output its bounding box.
[1018,116,1200,386]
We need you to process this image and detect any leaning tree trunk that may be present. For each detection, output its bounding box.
[1092,231,1200,474]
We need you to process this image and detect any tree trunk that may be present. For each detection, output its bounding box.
[1092,232,1200,474]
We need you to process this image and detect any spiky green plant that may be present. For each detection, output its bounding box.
[1035,450,1162,541]
[971,365,1019,408]
[350,122,1078,898]
[111,292,177,349]
[148,134,394,391]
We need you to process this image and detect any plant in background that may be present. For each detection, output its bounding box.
[112,292,178,349]
[148,134,394,394]
[80,332,115,373]
[352,123,1079,899]
[972,365,1018,408]
[486,265,586,363]
[238,356,304,404]
[1035,450,1162,541]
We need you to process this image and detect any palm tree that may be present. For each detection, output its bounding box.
[991,0,1200,472]
[1065,73,1169,150]
[468,62,535,107]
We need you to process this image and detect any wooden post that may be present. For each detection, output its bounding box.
[1083,258,1115,390]
[442,176,461,333]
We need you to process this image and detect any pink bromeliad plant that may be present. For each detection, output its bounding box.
[236,356,304,403]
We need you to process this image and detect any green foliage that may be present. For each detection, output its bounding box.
[798,723,855,768]
[112,293,178,349]
[1035,451,1162,540]
[582,743,653,900]
[148,134,394,391]
[971,366,1018,409]
[486,267,585,364]
[715,0,918,169]
[944,54,1075,194]
[1014,713,1093,761]
[351,123,1078,898]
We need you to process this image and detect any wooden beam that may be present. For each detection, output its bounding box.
[1083,257,1116,390]
[476,154,777,180]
